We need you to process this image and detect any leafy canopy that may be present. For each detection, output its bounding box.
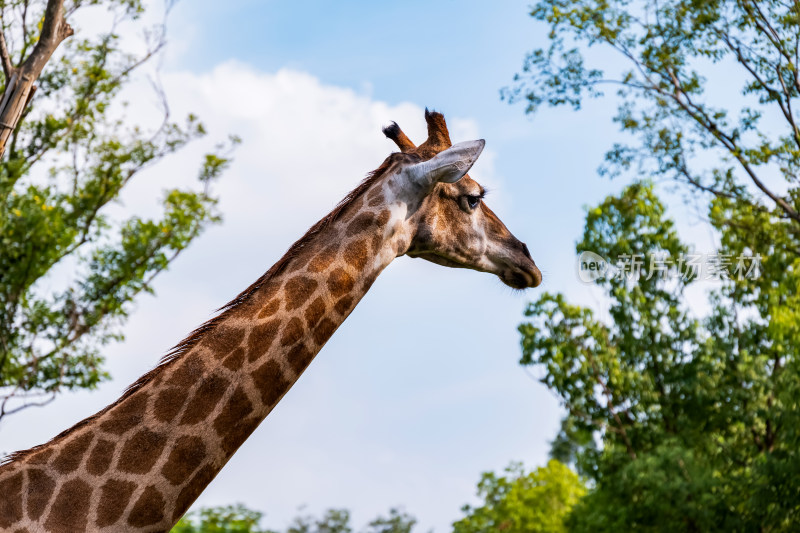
[0,0,236,420]
[173,506,419,533]
[453,460,586,533]
[172,504,272,533]
[505,0,800,251]
[520,182,800,531]
[509,1,800,530]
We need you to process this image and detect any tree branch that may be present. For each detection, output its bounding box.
[661,67,800,223]
[718,32,800,151]
[598,31,800,224]
[744,0,798,87]
[29,223,192,370]
[0,15,14,81]
[0,0,74,158]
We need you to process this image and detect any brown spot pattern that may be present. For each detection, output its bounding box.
[307,245,339,273]
[52,432,93,474]
[335,295,354,316]
[219,416,261,458]
[346,212,375,236]
[280,317,304,347]
[173,465,215,521]
[313,318,337,345]
[284,276,318,311]
[1,184,410,531]
[338,199,362,223]
[223,346,246,370]
[44,479,92,533]
[127,485,165,527]
[288,343,314,373]
[26,448,53,465]
[327,268,355,298]
[213,387,254,437]
[0,472,23,528]
[368,193,384,207]
[99,391,149,435]
[248,318,281,361]
[257,298,281,318]
[304,297,326,328]
[165,353,206,389]
[251,359,289,407]
[206,325,245,359]
[154,386,185,423]
[95,479,136,527]
[86,439,115,476]
[26,469,55,521]
[213,386,257,456]
[252,281,280,307]
[376,209,391,227]
[117,429,168,475]
[162,436,206,485]
[362,271,379,292]
[343,239,369,270]
[180,373,230,425]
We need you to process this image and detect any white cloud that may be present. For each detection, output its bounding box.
[117,60,497,235]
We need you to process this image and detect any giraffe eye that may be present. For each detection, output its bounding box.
[466,195,481,209]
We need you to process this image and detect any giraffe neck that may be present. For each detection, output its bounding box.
[0,184,409,532]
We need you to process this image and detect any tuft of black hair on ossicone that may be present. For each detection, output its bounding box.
[382,121,417,153]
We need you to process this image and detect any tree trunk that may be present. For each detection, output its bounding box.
[0,0,73,157]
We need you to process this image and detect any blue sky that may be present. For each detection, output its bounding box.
[166,0,631,297]
[1,1,719,531]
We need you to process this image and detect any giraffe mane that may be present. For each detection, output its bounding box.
[0,150,420,467]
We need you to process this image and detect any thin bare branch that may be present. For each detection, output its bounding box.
[661,66,800,223]
[0,389,57,420]
[718,32,800,151]
[0,17,14,81]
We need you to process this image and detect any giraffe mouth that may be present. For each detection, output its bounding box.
[499,251,542,289]
[500,265,542,289]
[499,239,542,289]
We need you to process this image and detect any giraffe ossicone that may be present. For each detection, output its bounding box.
[0,109,541,532]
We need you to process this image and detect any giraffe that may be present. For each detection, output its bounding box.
[0,110,541,532]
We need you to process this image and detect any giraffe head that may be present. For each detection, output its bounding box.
[378,110,542,289]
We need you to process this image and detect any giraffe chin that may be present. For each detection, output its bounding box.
[406,251,469,270]
[406,251,542,289]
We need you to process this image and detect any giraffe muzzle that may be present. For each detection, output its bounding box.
[499,240,542,289]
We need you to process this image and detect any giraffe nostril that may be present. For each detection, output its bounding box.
[521,243,532,261]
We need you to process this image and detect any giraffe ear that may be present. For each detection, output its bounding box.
[406,139,485,186]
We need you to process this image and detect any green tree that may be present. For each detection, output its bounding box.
[363,509,418,533]
[173,504,275,533]
[453,460,586,533]
[519,182,800,530]
[174,506,420,533]
[509,1,800,530]
[288,509,352,533]
[505,0,800,257]
[0,0,235,420]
